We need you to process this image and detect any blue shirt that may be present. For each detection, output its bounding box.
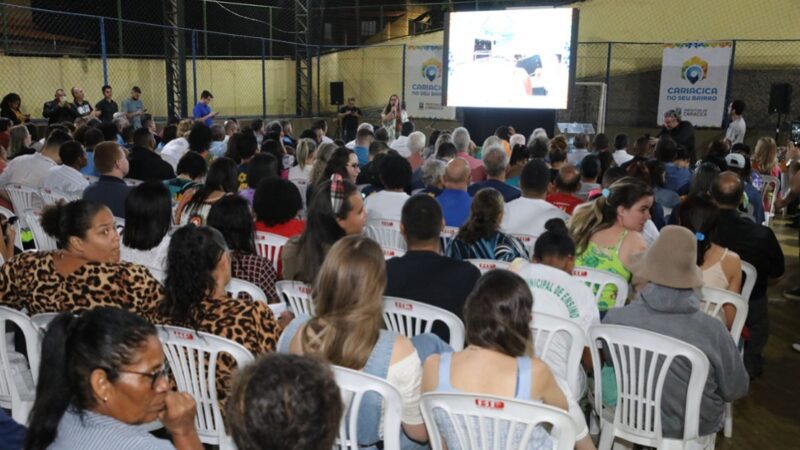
[82,176,132,218]
[437,189,472,227]
[664,163,691,194]
[192,102,213,126]
[0,409,25,450]
[121,98,144,129]
[80,149,100,177]
[468,179,521,203]
[354,145,369,166]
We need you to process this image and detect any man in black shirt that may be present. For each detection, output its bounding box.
[657,109,696,163]
[95,85,119,123]
[42,89,74,125]
[712,172,784,379]
[69,86,97,120]
[127,128,176,182]
[385,194,481,344]
[338,97,362,142]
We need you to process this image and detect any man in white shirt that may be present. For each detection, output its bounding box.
[612,133,634,166]
[364,153,412,222]
[389,121,415,158]
[502,159,569,239]
[42,141,89,197]
[725,100,746,148]
[313,119,334,145]
[0,129,70,201]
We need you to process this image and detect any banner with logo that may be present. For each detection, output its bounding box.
[404,45,456,120]
[656,41,733,127]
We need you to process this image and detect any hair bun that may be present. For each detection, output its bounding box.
[543,218,568,235]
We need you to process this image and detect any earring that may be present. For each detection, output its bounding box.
[103,396,108,402]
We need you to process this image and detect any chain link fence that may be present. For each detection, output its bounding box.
[1,2,798,138]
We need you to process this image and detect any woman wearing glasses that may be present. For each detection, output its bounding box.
[25,307,203,450]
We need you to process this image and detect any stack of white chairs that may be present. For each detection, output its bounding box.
[332,366,404,450]
[158,325,254,450]
[467,259,510,274]
[421,392,577,450]
[275,280,314,316]
[0,306,42,424]
[589,324,712,450]
[571,267,629,309]
[382,297,465,350]
[254,231,288,274]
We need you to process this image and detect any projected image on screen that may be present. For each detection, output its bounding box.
[445,8,576,109]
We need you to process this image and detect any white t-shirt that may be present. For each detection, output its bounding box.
[0,153,58,189]
[320,135,334,145]
[41,165,90,196]
[120,236,171,272]
[725,117,746,145]
[390,136,411,158]
[501,197,570,238]
[612,149,634,166]
[288,164,312,182]
[567,148,589,166]
[363,190,410,222]
[160,137,190,171]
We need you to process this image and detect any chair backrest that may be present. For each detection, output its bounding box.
[382,297,465,351]
[759,175,779,214]
[467,259,510,274]
[420,392,577,450]
[275,280,314,316]
[510,232,537,254]
[530,312,587,398]
[0,206,23,250]
[589,324,710,446]
[740,261,756,302]
[6,184,42,216]
[114,217,125,234]
[254,231,288,273]
[0,306,42,423]
[699,286,749,344]
[157,325,254,447]
[572,266,629,308]
[440,225,459,248]
[332,365,404,450]
[30,312,60,333]
[226,277,268,302]
[365,218,407,251]
[39,188,81,206]
[382,246,406,259]
[23,209,58,250]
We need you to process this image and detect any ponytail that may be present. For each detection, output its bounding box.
[676,194,719,266]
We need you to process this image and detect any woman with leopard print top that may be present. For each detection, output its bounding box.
[155,225,281,408]
[0,200,163,320]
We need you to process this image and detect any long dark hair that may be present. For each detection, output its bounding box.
[464,270,533,357]
[123,182,172,250]
[207,195,256,254]
[25,308,157,450]
[677,194,719,266]
[457,188,504,244]
[160,225,228,326]
[293,179,358,283]
[184,157,238,214]
[322,147,353,182]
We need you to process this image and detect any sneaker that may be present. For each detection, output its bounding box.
[794,343,800,353]
[784,287,800,301]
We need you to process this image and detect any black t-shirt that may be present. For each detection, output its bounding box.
[95,99,119,123]
[71,100,93,119]
[339,106,361,132]
[385,250,481,342]
[658,120,696,160]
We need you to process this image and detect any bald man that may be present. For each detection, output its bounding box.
[436,158,472,227]
[712,171,784,379]
[546,165,584,214]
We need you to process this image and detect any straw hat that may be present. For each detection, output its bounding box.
[627,225,704,289]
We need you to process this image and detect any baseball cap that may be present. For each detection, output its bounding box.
[725,152,746,169]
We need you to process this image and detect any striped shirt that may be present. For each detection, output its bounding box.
[42,164,90,197]
[445,231,529,262]
[49,408,174,450]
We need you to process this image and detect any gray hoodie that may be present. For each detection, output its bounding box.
[602,283,749,438]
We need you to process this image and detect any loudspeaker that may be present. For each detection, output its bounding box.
[330,82,344,105]
[768,83,791,114]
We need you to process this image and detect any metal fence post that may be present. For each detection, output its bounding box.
[602,42,612,133]
[2,3,10,55]
[191,30,198,107]
[401,44,407,101]
[317,46,321,116]
[100,17,108,86]
[723,39,737,129]
[261,39,267,118]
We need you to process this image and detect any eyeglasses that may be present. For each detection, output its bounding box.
[110,360,172,389]
[348,163,360,169]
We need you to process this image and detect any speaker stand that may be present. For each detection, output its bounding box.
[776,112,782,142]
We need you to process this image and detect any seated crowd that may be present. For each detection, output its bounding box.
[0,91,797,450]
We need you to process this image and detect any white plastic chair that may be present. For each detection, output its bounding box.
[467,259,510,274]
[39,187,81,205]
[698,286,748,439]
[0,306,42,424]
[510,232,537,255]
[589,324,711,450]
[440,225,459,248]
[254,231,288,274]
[5,184,43,215]
[365,218,407,251]
[530,312,587,400]
[30,312,60,334]
[157,325,255,449]
[740,261,756,301]
[23,209,58,250]
[420,392,577,450]
[332,365,404,450]
[0,205,24,250]
[759,175,779,225]
[382,297,465,351]
[226,277,268,302]
[275,280,314,316]
[382,246,406,259]
[572,266,630,308]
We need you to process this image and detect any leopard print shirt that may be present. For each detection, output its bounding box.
[0,251,162,320]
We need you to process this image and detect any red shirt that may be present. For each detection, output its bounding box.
[546,192,583,215]
[255,219,306,239]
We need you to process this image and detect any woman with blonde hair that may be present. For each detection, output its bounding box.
[279,235,429,449]
[160,118,195,168]
[569,177,653,313]
[308,142,338,186]
[288,137,316,182]
[752,137,780,180]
